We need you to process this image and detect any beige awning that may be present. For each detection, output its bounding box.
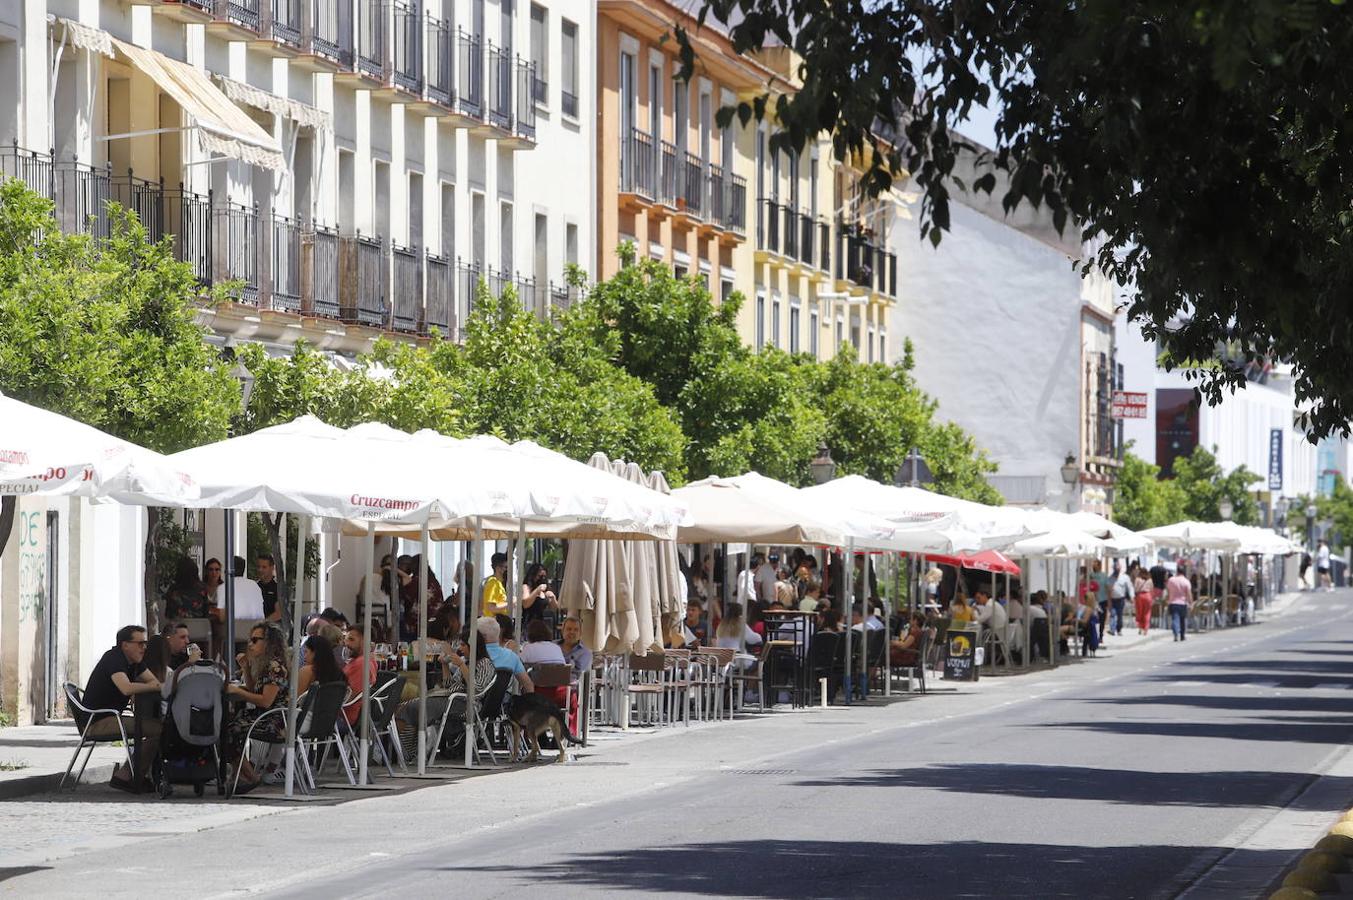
[55,18,115,59]
[213,75,331,131]
[111,38,285,172]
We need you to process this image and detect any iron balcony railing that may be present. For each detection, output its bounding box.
[425,252,454,337]
[724,174,746,235]
[213,201,261,305]
[309,0,354,68]
[487,43,513,130]
[620,128,658,199]
[219,0,262,33]
[514,57,537,142]
[391,0,422,94]
[681,152,704,219]
[457,259,481,324]
[425,13,454,107]
[163,185,213,285]
[391,241,422,331]
[708,164,726,224]
[457,30,483,119]
[269,0,303,48]
[817,220,831,272]
[308,224,341,318]
[356,0,386,81]
[109,170,165,239]
[758,198,780,254]
[798,210,816,267]
[341,233,389,327]
[658,141,679,207]
[271,213,303,311]
[782,203,799,260]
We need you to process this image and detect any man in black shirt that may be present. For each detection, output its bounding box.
[163,622,201,670]
[256,554,282,622]
[79,625,163,789]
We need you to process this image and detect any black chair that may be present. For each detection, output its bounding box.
[807,631,846,704]
[865,629,887,692]
[60,683,136,790]
[472,669,516,766]
[297,681,354,789]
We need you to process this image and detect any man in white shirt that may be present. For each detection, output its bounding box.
[754,553,778,605]
[1109,565,1133,636]
[972,588,1009,659]
[1318,541,1333,592]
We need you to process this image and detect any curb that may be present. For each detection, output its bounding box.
[0,762,118,801]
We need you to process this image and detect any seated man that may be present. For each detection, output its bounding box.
[341,625,378,727]
[162,622,201,670]
[557,616,593,677]
[972,589,1009,657]
[476,616,534,695]
[78,625,164,790]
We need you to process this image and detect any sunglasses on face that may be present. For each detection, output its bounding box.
[249,636,265,644]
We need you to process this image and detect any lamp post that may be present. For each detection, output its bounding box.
[222,348,255,676]
[896,448,933,488]
[810,441,837,485]
[1275,497,1290,533]
[1060,452,1079,512]
[1218,497,1234,521]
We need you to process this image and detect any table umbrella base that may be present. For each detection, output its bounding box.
[317,782,399,791]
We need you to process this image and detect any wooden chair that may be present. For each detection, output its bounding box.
[624,653,666,727]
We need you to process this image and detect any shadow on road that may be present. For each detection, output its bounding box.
[445,840,1292,898]
[1085,695,1353,713]
[1045,719,1353,745]
[793,763,1345,810]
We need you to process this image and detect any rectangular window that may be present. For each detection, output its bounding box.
[789,299,801,353]
[408,171,424,248]
[619,51,637,135]
[867,326,875,362]
[810,308,819,357]
[771,296,781,349]
[674,263,687,280]
[755,293,766,349]
[789,150,800,210]
[440,182,455,259]
[770,140,780,202]
[529,4,548,105]
[648,62,662,137]
[720,118,734,174]
[673,78,688,153]
[373,160,390,239]
[501,0,514,52]
[534,212,548,287]
[810,145,820,220]
[338,148,355,235]
[720,278,733,304]
[561,20,578,117]
[565,222,578,267]
[835,316,844,351]
[699,89,712,164]
[500,201,514,274]
[878,330,887,364]
[473,0,485,35]
[471,191,486,266]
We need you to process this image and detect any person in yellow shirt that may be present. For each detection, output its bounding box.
[481,552,509,616]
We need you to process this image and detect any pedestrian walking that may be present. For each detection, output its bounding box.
[1109,564,1131,636]
[1317,541,1333,592]
[1166,567,1192,641]
[1132,565,1154,635]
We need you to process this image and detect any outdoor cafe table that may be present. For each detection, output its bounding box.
[760,609,816,708]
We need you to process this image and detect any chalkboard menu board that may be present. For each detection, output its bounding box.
[943,625,979,681]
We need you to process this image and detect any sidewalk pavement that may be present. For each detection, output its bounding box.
[0,590,1304,803]
[0,723,122,799]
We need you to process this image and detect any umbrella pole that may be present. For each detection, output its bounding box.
[884,553,895,696]
[1049,558,1058,668]
[285,514,307,798]
[417,525,429,775]
[359,522,375,785]
[224,509,237,675]
[389,536,399,641]
[1022,558,1031,670]
[843,540,854,704]
[459,541,469,630]
[512,521,527,641]
[464,517,483,769]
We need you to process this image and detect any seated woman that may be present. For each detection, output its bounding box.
[495,614,521,653]
[393,638,495,759]
[714,602,763,669]
[225,624,289,793]
[890,613,927,667]
[296,634,344,697]
[817,608,844,633]
[520,619,567,666]
[949,596,976,625]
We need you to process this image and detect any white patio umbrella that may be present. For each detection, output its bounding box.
[1139,521,1244,552]
[673,473,847,546]
[0,392,198,504]
[624,462,663,654]
[802,475,1031,549]
[1008,528,1109,559]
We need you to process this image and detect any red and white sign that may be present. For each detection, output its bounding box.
[1112,391,1148,419]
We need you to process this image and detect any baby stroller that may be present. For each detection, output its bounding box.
[158,662,227,798]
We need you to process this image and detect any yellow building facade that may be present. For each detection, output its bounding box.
[596,1,898,361]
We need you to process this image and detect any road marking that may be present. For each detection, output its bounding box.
[1252,681,1281,688]
[1315,683,1347,691]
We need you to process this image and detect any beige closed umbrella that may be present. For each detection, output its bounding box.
[606,458,641,654]
[560,453,634,653]
[624,462,663,654]
[649,471,686,642]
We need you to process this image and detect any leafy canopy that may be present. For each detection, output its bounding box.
[681,0,1353,439]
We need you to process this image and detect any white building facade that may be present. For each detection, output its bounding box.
[890,161,1120,514]
[0,0,594,724]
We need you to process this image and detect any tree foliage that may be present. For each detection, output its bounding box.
[681,0,1353,439]
[1114,445,1261,531]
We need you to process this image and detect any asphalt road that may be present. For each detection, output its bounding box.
[7,590,1353,899]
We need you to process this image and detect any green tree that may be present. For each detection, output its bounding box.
[1316,481,1353,552]
[1172,446,1263,525]
[680,0,1353,439]
[1113,450,1186,531]
[0,180,240,622]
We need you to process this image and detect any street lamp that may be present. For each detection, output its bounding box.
[1218,497,1234,521]
[1275,496,1290,531]
[810,441,837,485]
[896,448,933,488]
[1060,452,1079,511]
[231,359,255,412]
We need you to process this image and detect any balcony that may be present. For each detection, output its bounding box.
[303,0,354,70]
[487,43,513,131]
[131,0,214,26]
[267,0,303,51]
[270,213,303,311]
[425,252,455,337]
[513,58,537,144]
[355,0,386,82]
[757,199,781,255]
[835,220,898,298]
[391,241,423,332]
[425,13,455,107]
[457,30,484,119]
[307,224,341,318]
[619,129,658,200]
[390,1,423,95]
